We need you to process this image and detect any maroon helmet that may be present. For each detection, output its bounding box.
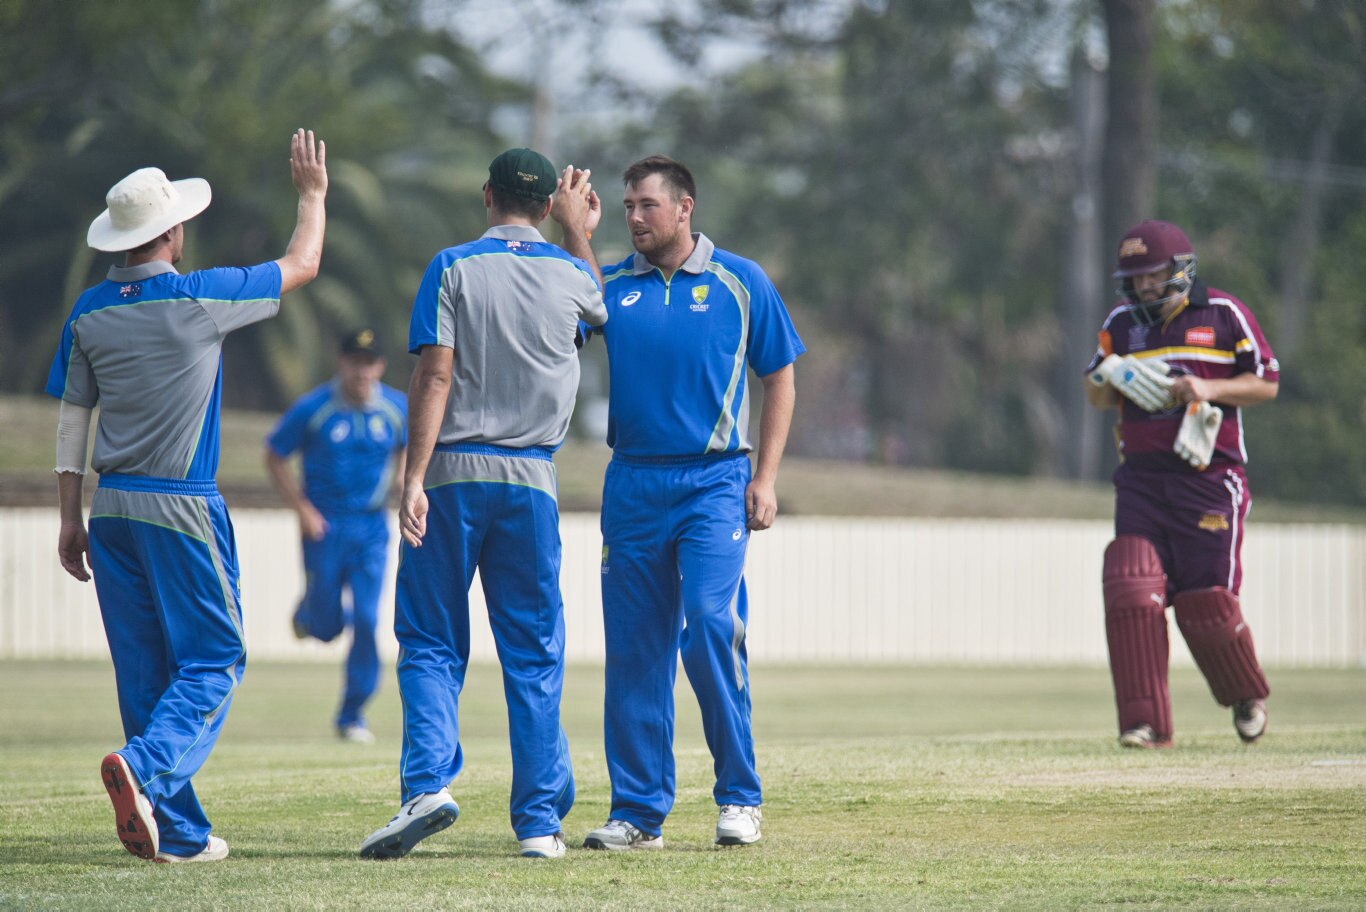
[1114,220,1197,324]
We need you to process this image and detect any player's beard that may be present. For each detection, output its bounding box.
[631,221,687,262]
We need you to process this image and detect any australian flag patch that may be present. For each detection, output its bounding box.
[118,283,142,299]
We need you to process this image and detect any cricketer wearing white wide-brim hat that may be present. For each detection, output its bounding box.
[47,129,329,864]
[85,167,212,252]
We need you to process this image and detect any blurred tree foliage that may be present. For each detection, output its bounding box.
[580,0,1365,505]
[0,0,519,406]
[2,0,1363,506]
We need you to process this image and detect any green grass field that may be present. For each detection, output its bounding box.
[1,661,1363,910]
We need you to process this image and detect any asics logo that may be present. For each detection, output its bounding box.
[621,291,641,307]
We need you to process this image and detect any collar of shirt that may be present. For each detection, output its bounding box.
[482,224,549,244]
[329,376,384,409]
[107,261,178,282]
[631,232,715,276]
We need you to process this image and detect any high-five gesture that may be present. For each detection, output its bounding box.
[278,128,329,294]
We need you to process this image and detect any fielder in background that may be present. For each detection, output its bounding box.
[358,148,606,861]
[48,129,328,862]
[1085,219,1278,749]
[557,156,805,850]
[264,328,407,745]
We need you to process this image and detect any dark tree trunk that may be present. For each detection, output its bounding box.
[1101,0,1157,255]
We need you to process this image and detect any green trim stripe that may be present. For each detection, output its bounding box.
[88,513,208,544]
[703,262,751,453]
[425,477,557,500]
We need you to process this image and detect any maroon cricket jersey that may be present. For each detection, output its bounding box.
[1085,281,1279,472]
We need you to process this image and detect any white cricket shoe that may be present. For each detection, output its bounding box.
[156,835,230,863]
[358,788,460,859]
[100,752,159,860]
[519,832,567,858]
[715,805,762,846]
[1118,725,1172,749]
[582,819,663,851]
[338,724,376,745]
[1233,699,1268,743]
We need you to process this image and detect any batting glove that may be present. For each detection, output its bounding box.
[1089,353,1176,412]
[1174,400,1222,470]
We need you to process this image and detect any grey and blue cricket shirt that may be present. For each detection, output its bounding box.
[407,224,607,449]
[46,261,282,480]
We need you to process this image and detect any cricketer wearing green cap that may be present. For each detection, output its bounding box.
[487,147,558,201]
[358,149,606,861]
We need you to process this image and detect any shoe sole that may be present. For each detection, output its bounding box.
[716,833,761,846]
[1236,721,1267,743]
[100,753,158,860]
[358,804,459,860]
[582,836,663,851]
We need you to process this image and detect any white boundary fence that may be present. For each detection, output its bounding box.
[1,508,1362,666]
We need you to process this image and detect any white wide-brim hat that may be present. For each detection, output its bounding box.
[87,167,212,252]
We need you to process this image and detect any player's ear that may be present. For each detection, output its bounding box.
[678,195,694,221]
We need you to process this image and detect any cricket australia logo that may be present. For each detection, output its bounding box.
[620,291,641,308]
[690,286,710,312]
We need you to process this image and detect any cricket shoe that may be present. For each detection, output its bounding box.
[1233,699,1268,743]
[156,835,229,863]
[1118,725,1172,749]
[338,724,376,745]
[519,832,567,858]
[715,805,762,846]
[100,752,159,860]
[582,819,663,851]
[358,788,459,859]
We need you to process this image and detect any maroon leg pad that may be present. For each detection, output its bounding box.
[1173,587,1270,707]
[1103,536,1172,740]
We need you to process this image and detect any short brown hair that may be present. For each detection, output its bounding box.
[489,185,549,220]
[623,155,696,202]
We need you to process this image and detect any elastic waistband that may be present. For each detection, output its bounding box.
[612,451,748,468]
[98,473,219,496]
[436,442,554,462]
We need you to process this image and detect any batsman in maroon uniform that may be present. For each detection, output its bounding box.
[1084,220,1278,748]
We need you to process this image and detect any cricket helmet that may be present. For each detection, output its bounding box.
[1113,220,1197,325]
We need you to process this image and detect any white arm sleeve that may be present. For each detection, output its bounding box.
[55,400,93,474]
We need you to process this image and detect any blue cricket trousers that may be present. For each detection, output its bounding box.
[600,453,761,836]
[296,510,387,729]
[393,445,574,840]
[88,474,245,858]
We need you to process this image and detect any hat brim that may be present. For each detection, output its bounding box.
[87,177,212,252]
[1112,262,1169,279]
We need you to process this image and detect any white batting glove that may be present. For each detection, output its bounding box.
[1089,353,1176,412]
[1174,400,1222,470]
